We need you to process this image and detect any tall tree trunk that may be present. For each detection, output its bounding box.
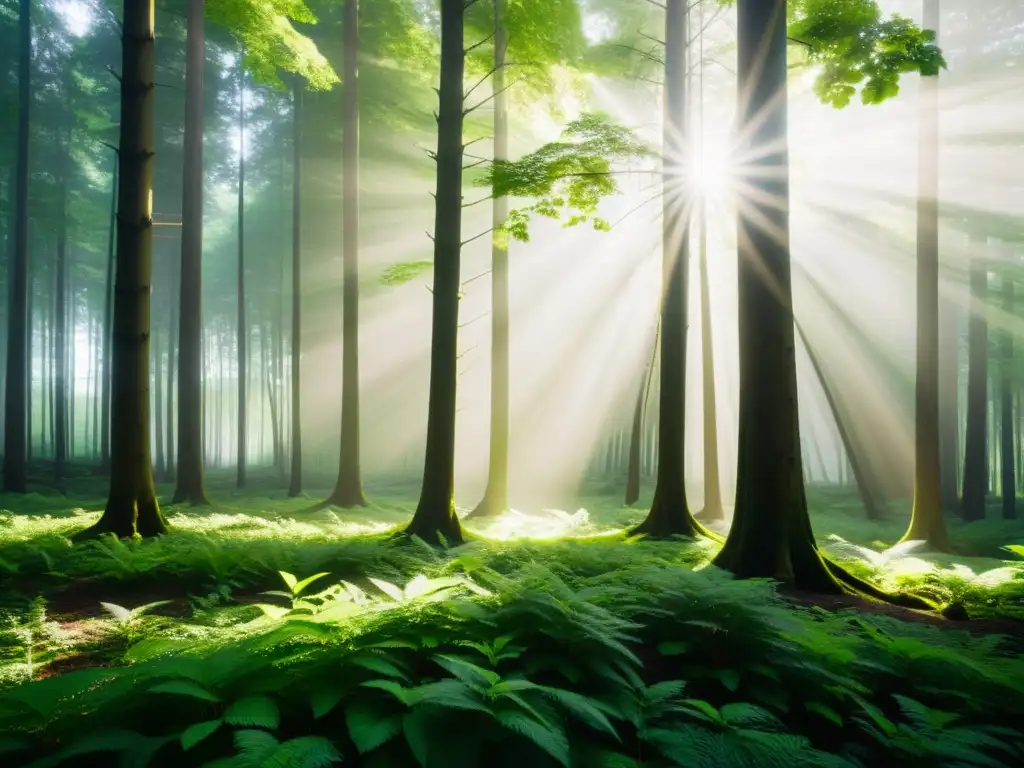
[3,0,31,493]
[216,331,224,467]
[631,0,703,538]
[697,204,724,521]
[153,308,165,477]
[938,293,959,511]
[961,237,988,522]
[236,50,247,489]
[625,323,658,506]
[99,151,117,471]
[78,0,167,539]
[173,0,209,505]
[328,0,367,507]
[1001,273,1015,518]
[712,0,839,590]
[69,262,76,460]
[288,82,304,497]
[406,0,466,544]
[165,252,176,480]
[468,0,510,520]
[901,0,950,549]
[54,102,71,482]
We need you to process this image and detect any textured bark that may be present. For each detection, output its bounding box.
[1001,275,1015,519]
[236,52,247,489]
[328,0,367,508]
[624,381,645,506]
[961,237,988,522]
[172,0,209,505]
[164,251,176,480]
[154,303,165,478]
[468,0,510,520]
[901,0,951,550]
[406,0,466,545]
[630,0,704,539]
[938,293,960,512]
[288,83,304,498]
[78,0,167,539]
[712,0,839,591]
[3,0,31,492]
[54,108,71,481]
[99,152,117,471]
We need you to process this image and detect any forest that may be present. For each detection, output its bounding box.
[0,0,1023,765]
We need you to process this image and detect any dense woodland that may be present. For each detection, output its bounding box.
[1,0,1024,766]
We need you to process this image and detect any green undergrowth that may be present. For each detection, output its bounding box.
[1,560,1023,768]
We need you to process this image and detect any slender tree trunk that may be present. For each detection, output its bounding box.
[236,50,247,489]
[901,0,950,549]
[173,0,209,505]
[939,293,959,511]
[1001,274,1015,518]
[327,0,367,507]
[153,309,164,477]
[468,0,510,520]
[259,323,266,463]
[406,0,466,544]
[288,82,304,497]
[54,105,71,482]
[626,324,658,506]
[961,237,988,522]
[631,0,703,538]
[78,0,167,538]
[712,0,840,590]
[216,331,224,467]
[99,151,117,471]
[697,204,724,521]
[69,263,76,460]
[165,252,176,480]
[3,0,32,492]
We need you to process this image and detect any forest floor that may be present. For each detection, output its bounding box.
[1,469,1023,766]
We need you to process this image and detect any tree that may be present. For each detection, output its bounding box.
[3,0,31,494]
[902,0,953,545]
[714,0,946,590]
[78,0,168,539]
[406,0,467,544]
[1000,270,1015,519]
[173,0,211,506]
[629,0,707,538]
[325,0,367,508]
[236,49,248,490]
[960,234,988,523]
[288,81,304,499]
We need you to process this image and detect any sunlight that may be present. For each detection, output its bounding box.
[55,0,93,37]
[692,131,735,202]
[467,508,596,540]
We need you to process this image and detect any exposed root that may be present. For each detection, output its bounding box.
[824,558,940,611]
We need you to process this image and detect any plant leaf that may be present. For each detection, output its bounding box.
[180,720,222,751]
[224,695,281,729]
[149,681,221,702]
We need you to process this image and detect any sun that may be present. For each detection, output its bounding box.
[692,133,735,202]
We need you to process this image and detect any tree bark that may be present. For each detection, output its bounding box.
[961,237,988,522]
[630,0,704,538]
[697,204,724,521]
[165,248,176,480]
[153,302,164,478]
[288,82,304,497]
[712,0,839,591]
[99,151,117,471]
[938,293,959,512]
[54,100,71,482]
[173,0,210,505]
[901,0,951,549]
[468,0,510,520]
[3,0,31,493]
[406,0,466,545]
[78,0,167,539]
[1001,273,1015,518]
[328,0,367,507]
[236,50,247,489]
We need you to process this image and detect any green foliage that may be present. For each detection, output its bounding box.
[789,1,946,108]
[379,260,434,286]
[481,112,652,241]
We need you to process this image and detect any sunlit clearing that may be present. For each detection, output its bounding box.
[466,508,606,541]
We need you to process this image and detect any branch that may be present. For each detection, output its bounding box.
[461,228,495,248]
[788,37,815,50]
[106,66,122,84]
[638,31,665,47]
[464,77,523,116]
[642,0,665,8]
[462,194,493,207]
[465,31,495,55]
[462,136,492,151]
[463,269,492,286]
[425,230,434,242]
[464,65,499,102]
[609,191,663,229]
[463,157,490,170]
[614,44,664,66]
[459,311,489,329]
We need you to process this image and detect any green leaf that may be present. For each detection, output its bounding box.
[715,669,740,692]
[292,573,331,597]
[379,260,432,287]
[720,702,783,731]
[346,703,403,754]
[234,728,279,760]
[405,679,492,714]
[538,686,620,739]
[180,720,222,751]
[310,688,346,719]
[1002,544,1024,559]
[263,736,341,768]
[279,571,298,592]
[361,679,410,705]
[100,602,133,622]
[681,699,722,724]
[224,695,281,730]
[496,709,570,766]
[433,654,501,687]
[657,641,688,656]
[368,578,404,602]
[351,654,410,681]
[804,701,843,727]
[149,680,221,702]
